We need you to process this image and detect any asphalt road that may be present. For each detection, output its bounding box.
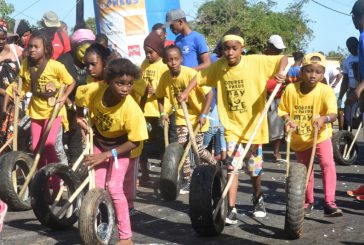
[1,131,363,245]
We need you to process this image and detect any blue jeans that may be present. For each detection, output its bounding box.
[203,126,226,155]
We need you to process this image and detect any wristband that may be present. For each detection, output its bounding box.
[325,116,330,123]
[111,149,119,169]
[200,113,207,118]
[160,112,167,117]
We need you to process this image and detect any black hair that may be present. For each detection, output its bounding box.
[85,43,111,66]
[310,56,322,62]
[104,58,140,82]
[95,33,108,46]
[292,51,304,62]
[352,0,364,17]
[28,30,53,60]
[223,26,244,38]
[164,44,182,58]
[346,37,359,49]
[152,23,166,32]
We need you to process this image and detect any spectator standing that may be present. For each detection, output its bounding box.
[165,9,210,71]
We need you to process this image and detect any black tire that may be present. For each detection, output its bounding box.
[189,165,227,236]
[159,142,184,201]
[332,131,358,166]
[0,151,33,211]
[79,188,115,245]
[284,162,307,239]
[31,163,83,230]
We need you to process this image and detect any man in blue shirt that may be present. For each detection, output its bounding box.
[165,9,210,70]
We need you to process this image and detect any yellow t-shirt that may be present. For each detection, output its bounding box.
[278,82,337,152]
[133,59,172,117]
[75,82,148,142]
[85,75,103,84]
[156,66,211,132]
[198,54,283,144]
[6,59,73,120]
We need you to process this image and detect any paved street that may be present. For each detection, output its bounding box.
[1,131,363,245]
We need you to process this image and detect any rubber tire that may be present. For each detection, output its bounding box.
[30,163,83,230]
[79,188,115,245]
[189,165,227,236]
[0,151,33,211]
[159,142,184,201]
[284,162,307,239]
[332,131,358,166]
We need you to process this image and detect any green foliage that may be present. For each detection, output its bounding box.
[85,17,96,34]
[194,0,312,54]
[326,47,348,66]
[0,0,14,28]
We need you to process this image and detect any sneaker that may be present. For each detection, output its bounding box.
[324,203,343,217]
[225,207,238,225]
[252,195,266,218]
[179,180,191,194]
[304,203,314,216]
[0,201,8,232]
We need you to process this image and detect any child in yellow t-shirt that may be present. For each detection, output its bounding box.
[84,43,111,84]
[156,45,216,194]
[278,53,343,217]
[75,58,148,244]
[2,30,75,172]
[179,34,288,221]
[132,31,173,184]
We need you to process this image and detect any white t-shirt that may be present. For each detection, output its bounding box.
[324,63,341,93]
[343,54,359,89]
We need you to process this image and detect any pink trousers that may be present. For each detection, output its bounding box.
[94,146,134,239]
[295,139,337,206]
[31,116,62,188]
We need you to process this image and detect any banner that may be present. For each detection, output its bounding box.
[94,0,149,65]
[93,0,180,65]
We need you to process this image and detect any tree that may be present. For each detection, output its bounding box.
[326,47,348,66]
[0,0,15,30]
[85,17,96,34]
[194,0,312,54]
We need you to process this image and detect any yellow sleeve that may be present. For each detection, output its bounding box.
[5,79,29,98]
[124,99,148,142]
[155,73,167,99]
[278,83,292,117]
[256,54,284,79]
[198,61,221,87]
[56,62,74,86]
[75,82,101,108]
[132,78,147,98]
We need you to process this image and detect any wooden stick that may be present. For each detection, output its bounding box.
[344,122,362,160]
[50,143,90,211]
[212,66,291,219]
[19,85,66,199]
[285,129,292,177]
[0,136,13,154]
[164,123,169,148]
[343,125,351,158]
[88,120,95,190]
[305,126,318,188]
[12,78,23,151]
[180,101,200,165]
[178,125,201,173]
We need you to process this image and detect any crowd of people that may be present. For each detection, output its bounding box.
[0,1,363,244]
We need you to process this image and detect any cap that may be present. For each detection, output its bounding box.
[302,52,327,68]
[267,34,286,49]
[42,11,61,27]
[71,29,95,45]
[165,9,186,26]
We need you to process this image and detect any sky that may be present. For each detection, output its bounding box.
[8,0,358,54]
